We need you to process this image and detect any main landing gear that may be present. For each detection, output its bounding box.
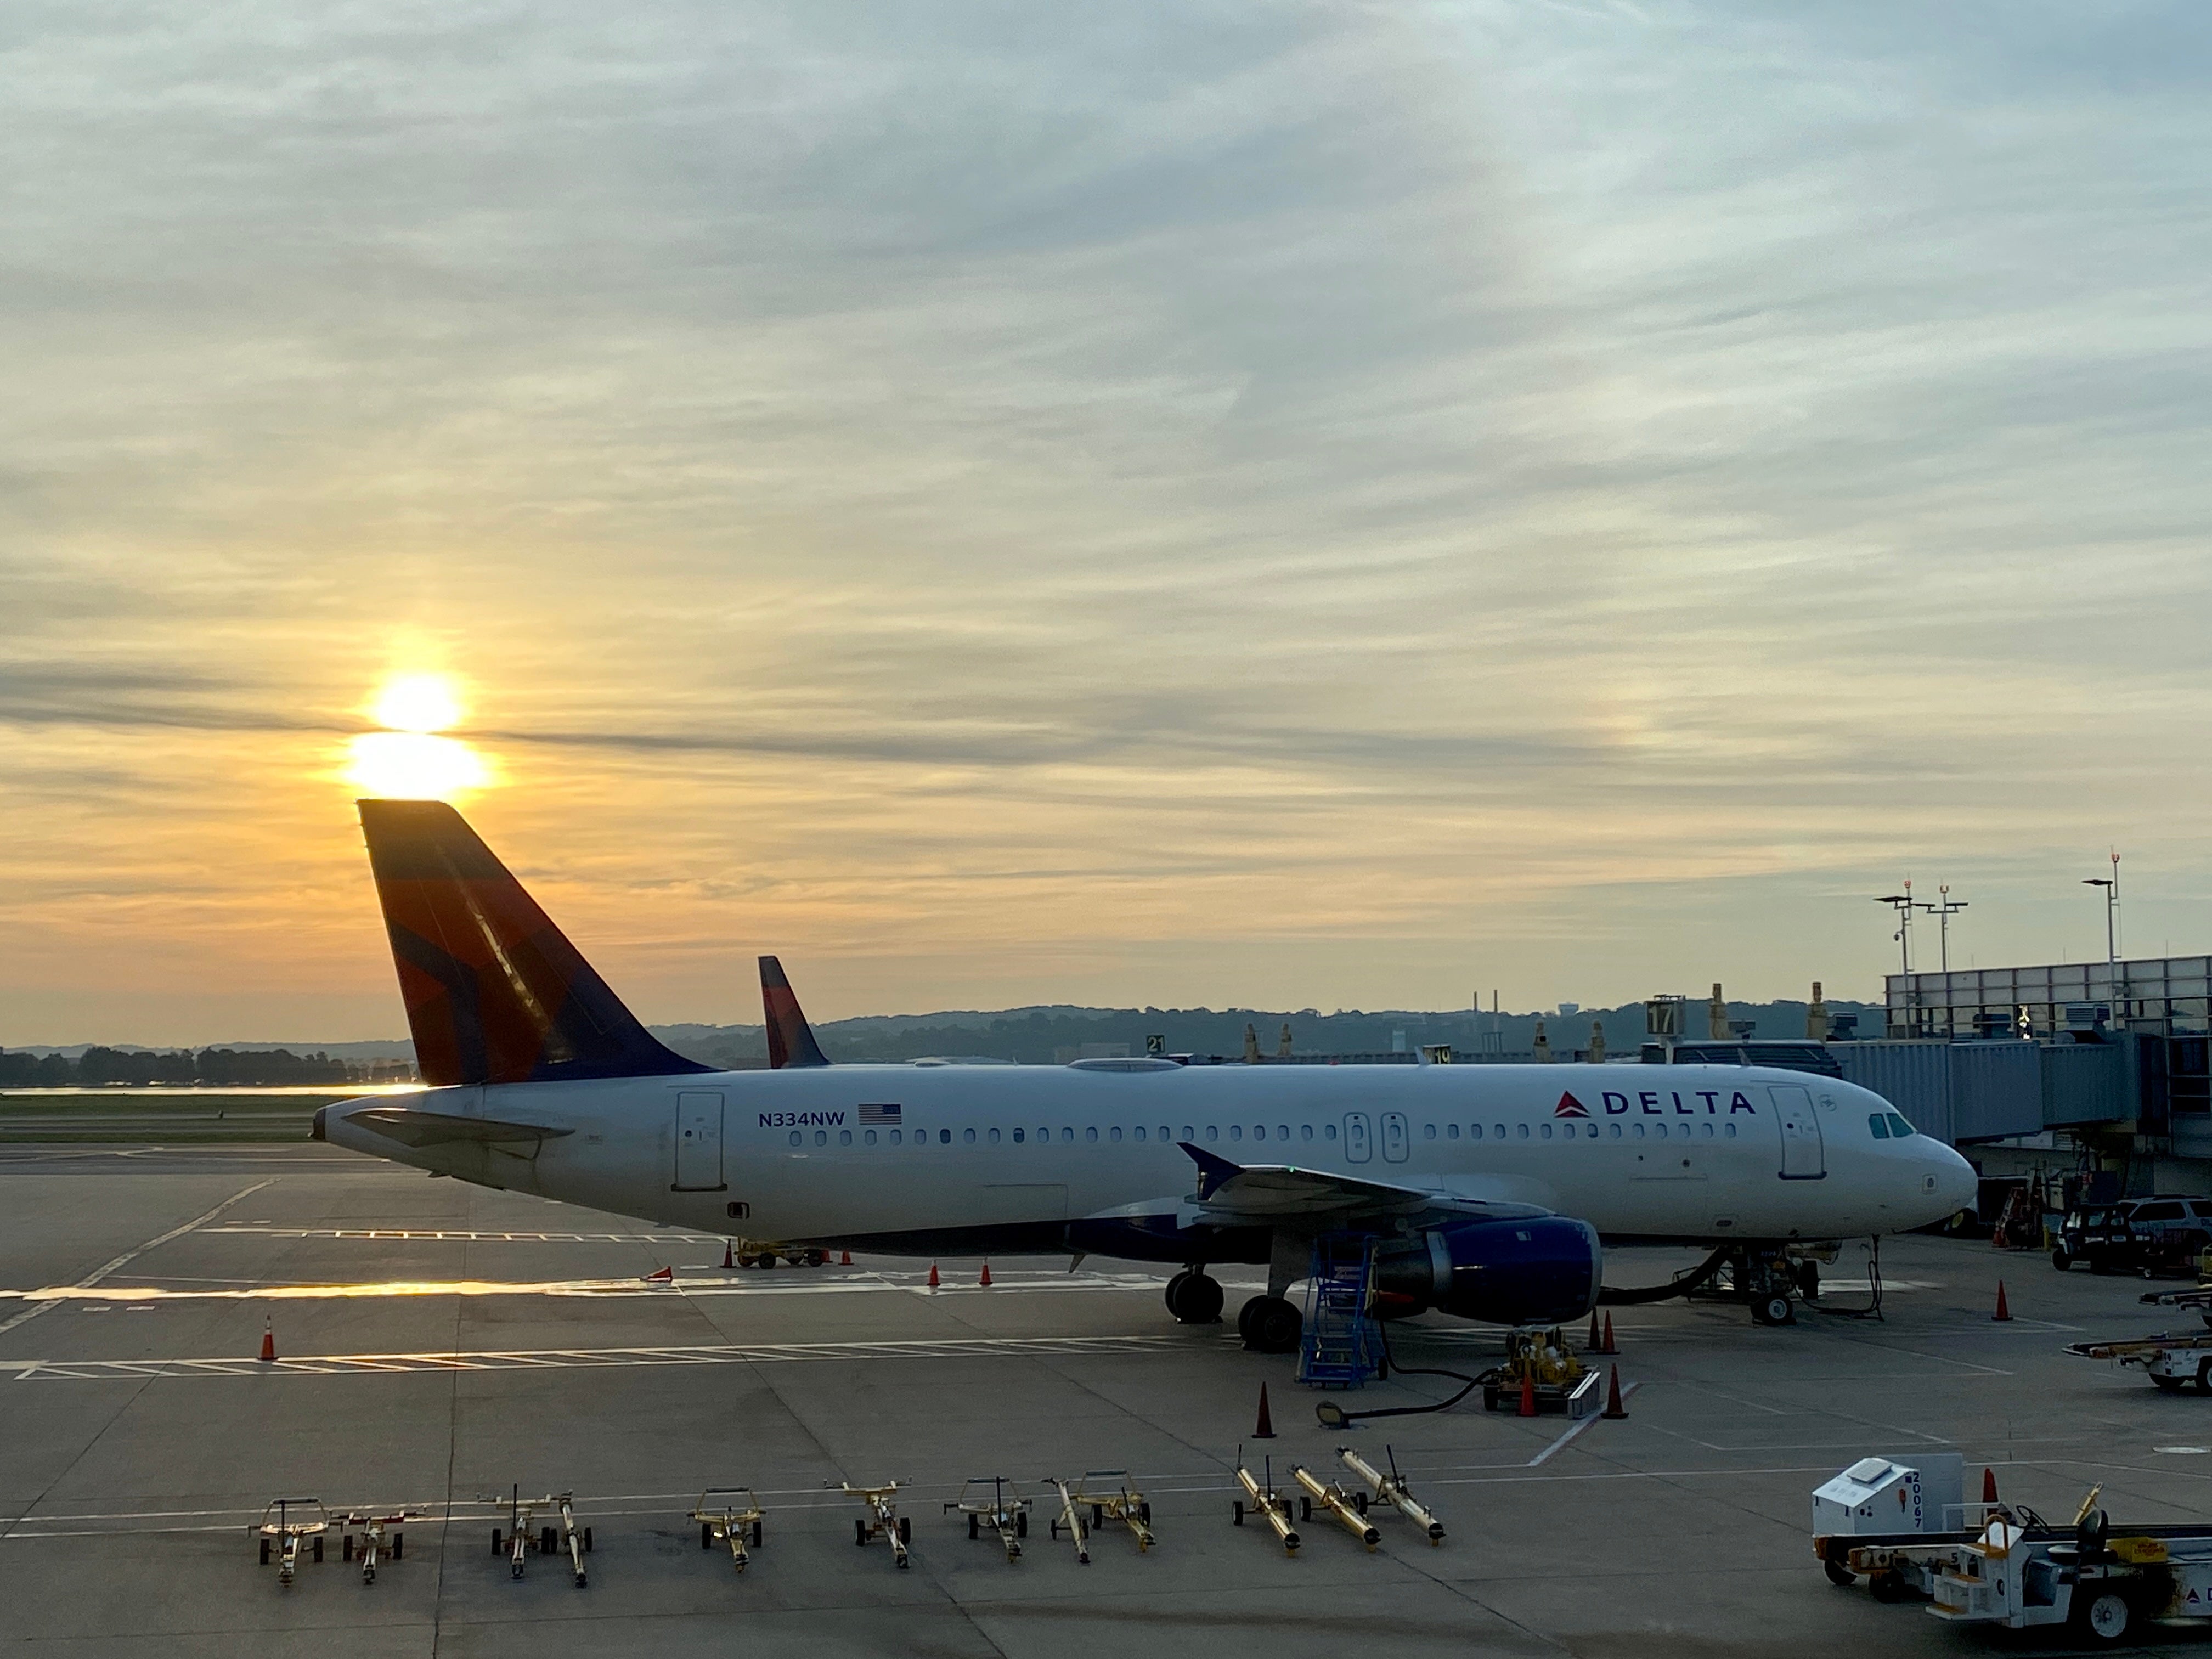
[1237,1296,1302,1354]
[1164,1268,1223,1325]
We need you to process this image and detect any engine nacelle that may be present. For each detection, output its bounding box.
[1373,1216,1602,1327]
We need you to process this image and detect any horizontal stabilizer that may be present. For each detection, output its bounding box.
[344,1107,575,1149]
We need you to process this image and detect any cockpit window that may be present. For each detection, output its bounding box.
[1868,1113,1891,1139]
[1886,1113,1914,1139]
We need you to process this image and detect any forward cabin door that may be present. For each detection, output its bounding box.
[1771,1084,1825,1178]
[673,1091,725,1190]
[1344,1112,1373,1164]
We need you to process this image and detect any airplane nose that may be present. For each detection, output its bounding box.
[1936,1146,1977,1214]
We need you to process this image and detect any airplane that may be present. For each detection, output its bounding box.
[317,799,1978,1350]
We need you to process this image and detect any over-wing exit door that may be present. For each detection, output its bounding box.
[1344,1113,1373,1163]
[673,1092,725,1190]
[1380,1111,1409,1163]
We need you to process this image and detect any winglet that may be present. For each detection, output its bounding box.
[760,955,830,1069]
[1176,1141,1244,1201]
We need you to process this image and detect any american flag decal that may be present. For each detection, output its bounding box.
[859,1103,901,1125]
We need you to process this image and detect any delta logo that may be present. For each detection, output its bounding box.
[1554,1092,1592,1119]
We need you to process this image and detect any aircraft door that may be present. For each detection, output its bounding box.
[1771,1084,1825,1178]
[673,1091,725,1190]
[1344,1112,1373,1164]
[1380,1111,1409,1163]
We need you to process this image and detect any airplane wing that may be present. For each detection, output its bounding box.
[344,1107,575,1150]
[1176,1142,1550,1227]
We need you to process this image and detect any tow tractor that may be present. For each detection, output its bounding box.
[251,1497,328,1585]
[2066,1330,2212,1392]
[839,1481,912,1568]
[1813,1457,2212,1644]
[945,1477,1029,1561]
[488,1487,591,1585]
[691,1487,765,1571]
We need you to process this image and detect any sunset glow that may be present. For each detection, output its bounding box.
[370,674,464,735]
[345,731,490,801]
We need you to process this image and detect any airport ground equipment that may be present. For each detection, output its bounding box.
[1475,1328,1599,1417]
[2142,1284,2212,1331]
[1290,1465,1380,1550]
[1297,1234,1382,1386]
[1230,1454,1300,1554]
[251,1498,328,1585]
[1815,1479,2212,1644]
[1047,1478,1092,1564]
[2067,1329,2212,1391]
[1337,1446,1443,1543]
[690,1488,764,1571]
[732,1240,830,1268]
[840,1482,911,1568]
[334,1508,420,1584]
[946,1477,1029,1561]
[487,1487,591,1585]
[1056,1471,1154,1556]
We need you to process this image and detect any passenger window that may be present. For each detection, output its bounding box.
[889,1128,901,1145]
[1542,1123,1554,1140]
[1062,1127,1074,1142]
[1040,1126,1050,1143]
[1013,1128,1024,1143]
[1633,1124,1645,1139]
[988,1127,1001,1144]
[788,1131,801,1147]
[839,1129,852,1146]
[1701,1122,1714,1138]
[939,1129,951,1144]
[1160,1125,1172,1142]
[1182,1125,1196,1141]
[865,1128,877,1146]
[1110,1126,1122,1142]
[1447,1124,1460,1140]
[1086,1126,1098,1142]
[1607,1123,1621,1139]
[1302,1124,1314,1142]
[814,1130,827,1147]
[1493,1124,1505,1139]
[1470,1124,1482,1140]
[1205,1125,1218,1142]
[963,1128,977,1144]
[1869,1113,1891,1139]
[1887,1114,1914,1138]
[1252,1125,1265,1141]
[1424,1123,1437,1141]
[1277,1125,1289,1141]
[1324,1124,1337,1141]
[1724,1124,1736,1138]
[1229,1125,1243,1141]
[1516,1124,1530,1140]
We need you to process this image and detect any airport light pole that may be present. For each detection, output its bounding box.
[1874,889,1914,978]
[2084,857,2119,967]
[1916,884,1967,974]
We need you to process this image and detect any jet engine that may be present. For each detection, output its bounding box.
[1372,1216,1601,1326]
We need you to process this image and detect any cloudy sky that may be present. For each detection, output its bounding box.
[4,2,2208,1043]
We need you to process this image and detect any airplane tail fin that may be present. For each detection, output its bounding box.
[759,955,830,1068]
[357,799,710,1088]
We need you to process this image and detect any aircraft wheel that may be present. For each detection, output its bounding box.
[1167,1272,1223,1324]
[1242,1295,1302,1353]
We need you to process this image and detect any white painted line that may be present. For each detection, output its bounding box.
[1526,1384,1640,1466]
[0,1180,272,1337]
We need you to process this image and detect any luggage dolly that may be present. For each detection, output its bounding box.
[2142,1285,2212,1331]
[487,1486,592,1585]
[1045,1471,1155,1562]
[1290,1465,1380,1550]
[1230,1451,1300,1555]
[1337,1446,1444,1543]
[946,1476,1029,1561]
[691,1487,765,1572]
[839,1481,911,1568]
[250,1497,328,1586]
[335,1508,422,1584]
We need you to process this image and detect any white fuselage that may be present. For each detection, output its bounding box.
[323,1060,1976,1253]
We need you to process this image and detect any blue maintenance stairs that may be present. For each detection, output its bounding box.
[1297,1233,1383,1386]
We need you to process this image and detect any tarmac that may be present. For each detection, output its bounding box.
[2,1142,2209,1656]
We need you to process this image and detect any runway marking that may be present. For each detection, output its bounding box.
[0,1180,272,1338]
[0,1332,1212,1380]
[199,1227,726,1242]
[0,1269,1193,1306]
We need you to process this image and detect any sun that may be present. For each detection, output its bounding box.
[346,673,491,800]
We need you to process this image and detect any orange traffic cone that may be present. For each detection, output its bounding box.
[1982,1466,1999,1506]
[1518,1369,1537,1418]
[927,1262,940,1289]
[1599,1312,1618,1355]
[259,1317,276,1363]
[979,1261,993,1287]
[1601,1364,1627,1420]
[721,1241,736,1269]
[840,1249,853,1266]
[1252,1383,1276,1439]
[1994,1280,2012,1322]
[1587,1309,1601,1350]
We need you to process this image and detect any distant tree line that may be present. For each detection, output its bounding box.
[0,1047,411,1087]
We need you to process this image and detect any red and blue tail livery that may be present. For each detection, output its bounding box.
[760,954,830,1069]
[357,799,709,1087]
